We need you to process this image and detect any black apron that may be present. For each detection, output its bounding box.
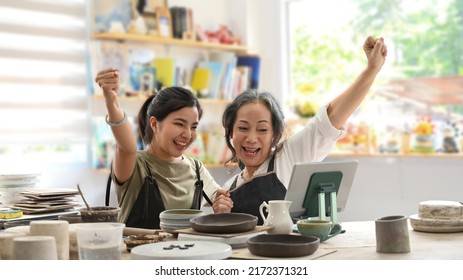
[229,156,287,225]
[125,159,204,229]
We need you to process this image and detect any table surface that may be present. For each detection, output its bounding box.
[122,220,463,260]
[313,220,463,260]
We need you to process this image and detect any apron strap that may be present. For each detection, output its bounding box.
[191,159,203,209]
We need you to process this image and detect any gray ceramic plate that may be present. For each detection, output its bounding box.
[190,213,258,233]
[247,234,320,258]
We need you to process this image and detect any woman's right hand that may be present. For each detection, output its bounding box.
[95,68,119,103]
[212,189,233,214]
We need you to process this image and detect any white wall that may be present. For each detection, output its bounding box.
[328,157,463,222]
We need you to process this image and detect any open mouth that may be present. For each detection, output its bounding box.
[243,147,260,156]
[174,140,188,149]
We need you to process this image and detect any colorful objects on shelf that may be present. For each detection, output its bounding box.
[411,117,435,153]
[441,120,459,153]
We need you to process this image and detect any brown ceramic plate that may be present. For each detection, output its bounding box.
[247,234,320,258]
[190,213,258,233]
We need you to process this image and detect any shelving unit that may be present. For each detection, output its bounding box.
[92,32,250,53]
[90,30,250,169]
[91,95,232,120]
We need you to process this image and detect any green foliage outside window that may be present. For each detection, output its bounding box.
[291,0,463,99]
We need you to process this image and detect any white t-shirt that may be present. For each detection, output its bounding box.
[223,105,346,191]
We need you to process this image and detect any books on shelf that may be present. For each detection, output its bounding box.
[197,61,224,99]
[153,57,176,87]
[236,55,261,89]
[128,48,157,94]
[88,40,128,96]
[191,68,211,93]
[209,52,237,100]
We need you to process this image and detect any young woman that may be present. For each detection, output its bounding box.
[95,68,222,229]
[212,36,388,224]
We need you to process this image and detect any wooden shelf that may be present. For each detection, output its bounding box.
[92,95,231,105]
[92,32,250,53]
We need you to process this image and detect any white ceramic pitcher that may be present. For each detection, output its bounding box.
[259,200,293,234]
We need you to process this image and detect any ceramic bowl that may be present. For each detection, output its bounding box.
[159,209,204,233]
[79,206,120,223]
[247,234,320,257]
[296,219,333,240]
[190,213,258,234]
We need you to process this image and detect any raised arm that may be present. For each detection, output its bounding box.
[95,68,137,183]
[327,36,387,129]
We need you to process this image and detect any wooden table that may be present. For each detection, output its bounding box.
[122,220,463,260]
[314,220,463,260]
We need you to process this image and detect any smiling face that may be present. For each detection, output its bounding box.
[150,106,199,162]
[232,102,274,176]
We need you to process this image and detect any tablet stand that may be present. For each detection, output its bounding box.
[315,183,337,224]
[302,171,343,225]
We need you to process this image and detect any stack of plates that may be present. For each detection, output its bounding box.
[0,173,40,206]
[10,188,80,214]
[409,200,463,233]
[159,209,204,233]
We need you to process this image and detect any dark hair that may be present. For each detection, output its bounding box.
[222,89,285,165]
[138,87,203,145]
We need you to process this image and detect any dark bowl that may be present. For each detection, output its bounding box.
[79,206,120,223]
[190,213,258,233]
[247,234,320,258]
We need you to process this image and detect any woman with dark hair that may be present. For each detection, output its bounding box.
[95,68,225,229]
[213,36,388,224]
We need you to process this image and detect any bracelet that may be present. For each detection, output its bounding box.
[105,111,128,127]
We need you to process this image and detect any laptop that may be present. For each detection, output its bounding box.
[285,160,359,219]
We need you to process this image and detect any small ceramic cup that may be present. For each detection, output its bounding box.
[0,232,27,260]
[30,220,69,260]
[296,219,342,242]
[12,236,58,260]
[375,215,410,253]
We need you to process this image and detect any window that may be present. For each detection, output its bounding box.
[286,0,463,154]
[0,1,89,184]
